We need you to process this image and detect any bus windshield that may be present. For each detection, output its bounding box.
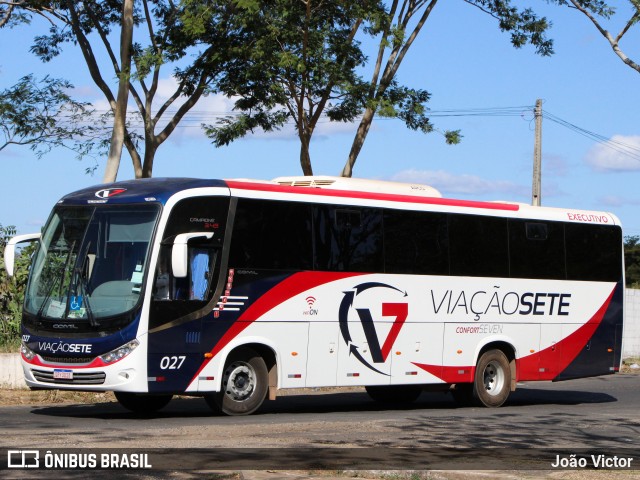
[24,205,159,324]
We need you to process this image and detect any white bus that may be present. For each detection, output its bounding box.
[5,176,624,415]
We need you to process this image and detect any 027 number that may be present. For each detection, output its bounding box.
[160,355,186,370]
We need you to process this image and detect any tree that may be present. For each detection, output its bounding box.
[342,0,554,177]
[206,0,460,176]
[548,0,640,75]
[205,0,553,177]
[103,0,134,183]
[0,74,100,166]
[0,224,34,348]
[206,0,385,176]
[9,1,554,179]
[0,0,54,29]
[625,235,640,288]
[15,0,246,179]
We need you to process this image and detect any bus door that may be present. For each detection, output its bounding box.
[538,323,563,380]
[390,321,445,384]
[147,196,229,393]
[336,317,392,386]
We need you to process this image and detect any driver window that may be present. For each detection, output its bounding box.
[149,195,228,329]
[152,245,218,302]
[189,248,214,300]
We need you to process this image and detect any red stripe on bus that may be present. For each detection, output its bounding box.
[190,271,363,385]
[518,285,615,381]
[226,180,520,212]
[413,285,615,384]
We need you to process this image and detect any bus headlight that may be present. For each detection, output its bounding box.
[21,342,36,361]
[99,340,140,365]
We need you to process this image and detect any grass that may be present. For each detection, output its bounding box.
[0,340,20,353]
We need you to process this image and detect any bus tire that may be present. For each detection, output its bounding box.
[213,347,268,416]
[115,392,172,414]
[365,385,422,403]
[472,349,511,407]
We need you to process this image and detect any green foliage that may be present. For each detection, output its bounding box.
[7,0,555,178]
[204,0,404,172]
[444,129,463,145]
[625,235,640,288]
[0,74,101,160]
[472,2,554,56]
[547,0,615,19]
[10,0,252,178]
[0,224,34,350]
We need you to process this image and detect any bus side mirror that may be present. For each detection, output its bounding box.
[171,232,214,278]
[4,233,41,277]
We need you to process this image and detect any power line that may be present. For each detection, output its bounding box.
[543,110,640,162]
[51,104,640,164]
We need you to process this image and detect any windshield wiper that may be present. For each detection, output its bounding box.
[75,266,97,327]
[36,241,75,321]
[36,270,61,321]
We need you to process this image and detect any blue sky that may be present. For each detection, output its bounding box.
[1,2,640,237]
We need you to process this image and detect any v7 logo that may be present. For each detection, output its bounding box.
[339,282,409,375]
[356,303,408,363]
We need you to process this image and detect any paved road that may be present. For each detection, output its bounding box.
[1,374,639,476]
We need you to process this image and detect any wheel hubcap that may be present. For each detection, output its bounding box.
[224,362,255,401]
[483,360,505,396]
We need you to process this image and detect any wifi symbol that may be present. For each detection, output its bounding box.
[306,296,316,307]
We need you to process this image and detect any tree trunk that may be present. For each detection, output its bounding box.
[341,106,375,177]
[299,133,313,176]
[102,0,134,184]
[141,137,157,178]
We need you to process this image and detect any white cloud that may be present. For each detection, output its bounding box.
[389,169,527,197]
[77,75,360,142]
[585,135,640,172]
[599,195,640,208]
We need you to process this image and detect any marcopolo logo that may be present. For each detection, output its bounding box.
[339,282,408,375]
[95,188,127,199]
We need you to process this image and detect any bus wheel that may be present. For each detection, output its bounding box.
[115,392,172,413]
[365,385,422,403]
[473,349,511,407]
[213,347,268,416]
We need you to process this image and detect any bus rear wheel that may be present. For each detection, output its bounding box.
[115,392,173,414]
[209,347,268,416]
[472,349,511,407]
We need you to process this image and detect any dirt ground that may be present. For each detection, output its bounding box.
[0,386,113,406]
[2,372,639,480]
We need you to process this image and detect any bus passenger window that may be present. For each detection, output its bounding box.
[509,220,565,280]
[314,206,383,272]
[449,214,509,278]
[384,210,449,275]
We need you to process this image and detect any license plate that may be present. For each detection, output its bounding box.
[53,369,73,380]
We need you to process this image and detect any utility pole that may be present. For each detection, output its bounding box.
[531,99,543,206]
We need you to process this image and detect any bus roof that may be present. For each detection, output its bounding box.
[58,178,227,206]
[57,176,621,227]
